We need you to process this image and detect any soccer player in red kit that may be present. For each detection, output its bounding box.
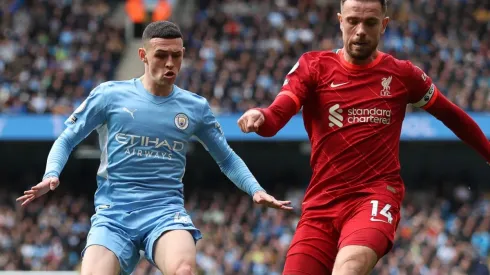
[238,0,490,274]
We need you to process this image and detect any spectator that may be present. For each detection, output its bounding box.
[176,0,489,114]
[0,0,125,115]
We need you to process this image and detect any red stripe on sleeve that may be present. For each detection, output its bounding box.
[278,91,301,113]
[421,88,439,110]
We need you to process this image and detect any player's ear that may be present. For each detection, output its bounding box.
[381,17,390,34]
[337,13,343,31]
[138,48,147,63]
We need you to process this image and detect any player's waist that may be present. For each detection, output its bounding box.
[310,162,402,183]
[96,175,184,187]
[304,180,405,204]
[94,197,185,214]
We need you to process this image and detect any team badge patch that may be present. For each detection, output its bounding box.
[215,122,224,135]
[175,113,189,130]
[67,115,77,124]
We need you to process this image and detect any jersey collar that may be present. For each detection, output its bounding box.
[338,49,385,70]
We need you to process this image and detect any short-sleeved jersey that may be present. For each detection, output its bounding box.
[280,49,438,216]
[63,79,230,212]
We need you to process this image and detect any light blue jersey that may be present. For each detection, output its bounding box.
[43,78,264,274]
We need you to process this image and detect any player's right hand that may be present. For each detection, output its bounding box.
[253,190,293,211]
[237,109,265,133]
[16,177,60,207]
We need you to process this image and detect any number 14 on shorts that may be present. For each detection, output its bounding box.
[370,200,393,224]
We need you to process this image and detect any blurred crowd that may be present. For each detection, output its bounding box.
[1,0,489,115]
[0,0,125,114]
[177,0,490,114]
[1,186,489,275]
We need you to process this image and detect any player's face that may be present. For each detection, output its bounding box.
[139,38,185,86]
[338,0,389,61]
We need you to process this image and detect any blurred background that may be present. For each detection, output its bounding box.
[0,0,489,274]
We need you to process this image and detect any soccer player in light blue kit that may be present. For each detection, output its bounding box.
[17,21,292,275]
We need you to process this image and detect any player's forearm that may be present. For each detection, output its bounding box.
[427,95,490,162]
[257,94,298,137]
[218,151,265,196]
[43,129,80,179]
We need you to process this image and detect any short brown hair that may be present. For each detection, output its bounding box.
[341,0,389,15]
[142,21,183,42]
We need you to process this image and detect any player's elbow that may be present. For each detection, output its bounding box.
[54,129,77,153]
[217,151,237,173]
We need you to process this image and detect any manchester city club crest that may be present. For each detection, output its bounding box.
[174,113,189,130]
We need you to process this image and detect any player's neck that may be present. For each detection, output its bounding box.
[140,76,173,97]
[342,49,378,66]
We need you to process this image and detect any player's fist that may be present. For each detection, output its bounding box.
[16,177,60,207]
[237,109,265,133]
[253,190,293,211]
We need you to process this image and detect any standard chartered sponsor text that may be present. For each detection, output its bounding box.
[347,107,391,125]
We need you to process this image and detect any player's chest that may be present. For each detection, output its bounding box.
[310,72,408,129]
[315,73,408,106]
[106,100,197,140]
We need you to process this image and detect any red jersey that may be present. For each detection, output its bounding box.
[279,49,438,213]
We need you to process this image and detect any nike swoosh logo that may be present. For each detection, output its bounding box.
[330,82,350,88]
[370,217,390,224]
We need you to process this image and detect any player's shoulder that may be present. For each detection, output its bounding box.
[101,79,134,89]
[380,53,419,74]
[94,79,135,94]
[174,85,209,107]
[300,49,341,63]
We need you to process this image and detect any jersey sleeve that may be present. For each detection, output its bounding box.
[405,62,438,109]
[43,84,108,179]
[194,102,231,162]
[65,84,108,136]
[194,102,265,196]
[279,53,317,112]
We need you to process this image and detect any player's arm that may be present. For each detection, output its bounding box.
[43,84,108,179]
[17,84,108,206]
[238,54,316,137]
[407,64,490,163]
[195,102,292,210]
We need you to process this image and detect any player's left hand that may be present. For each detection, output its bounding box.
[253,190,293,211]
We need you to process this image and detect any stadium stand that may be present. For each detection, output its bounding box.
[176,0,490,114]
[1,0,488,115]
[0,0,125,114]
[1,0,490,274]
[0,188,489,274]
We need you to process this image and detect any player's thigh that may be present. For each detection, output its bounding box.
[284,218,339,275]
[334,195,401,274]
[152,230,197,275]
[82,220,140,275]
[81,245,120,275]
[144,210,202,274]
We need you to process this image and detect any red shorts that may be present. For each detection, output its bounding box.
[283,193,401,275]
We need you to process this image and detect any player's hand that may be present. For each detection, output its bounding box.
[237,109,265,133]
[16,177,60,207]
[253,190,293,211]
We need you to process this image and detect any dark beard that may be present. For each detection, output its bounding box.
[346,43,377,61]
